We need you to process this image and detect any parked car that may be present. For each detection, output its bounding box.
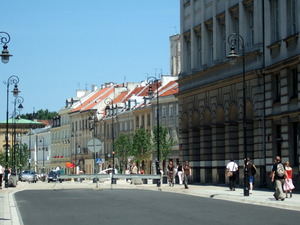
[18,170,38,183]
[98,168,118,178]
[47,171,63,183]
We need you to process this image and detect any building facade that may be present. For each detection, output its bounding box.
[178,0,299,188]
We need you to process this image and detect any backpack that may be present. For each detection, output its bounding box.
[276,163,285,178]
[251,164,257,176]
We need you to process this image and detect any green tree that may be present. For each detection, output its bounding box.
[114,133,132,173]
[131,129,152,170]
[0,143,29,172]
[21,109,58,120]
[152,126,176,170]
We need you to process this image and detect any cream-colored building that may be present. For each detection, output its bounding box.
[178,0,299,188]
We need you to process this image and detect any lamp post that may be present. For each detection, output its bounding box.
[4,75,20,188]
[104,97,116,184]
[88,113,97,174]
[227,33,249,196]
[147,76,160,187]
[12,96,24,174]
[0,31,12,64]
[39,137,45,174]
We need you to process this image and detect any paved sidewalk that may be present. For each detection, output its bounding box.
[1,180,299,225]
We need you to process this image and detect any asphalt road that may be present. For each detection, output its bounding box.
[15,189,300,225]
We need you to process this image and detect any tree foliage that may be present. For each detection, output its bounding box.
[131,129,152,169]
[152,126,176,168]
[0,144,29,172]
[21,109,58,120]
[114,133,132,173]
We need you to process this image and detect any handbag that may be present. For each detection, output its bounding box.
[227,171,233,177]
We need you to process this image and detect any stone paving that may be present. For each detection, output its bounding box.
[1,180,299,225]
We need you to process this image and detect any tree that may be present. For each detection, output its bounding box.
[131,129,152,170]
[114,133,132,173]
[0,143,29,172]
[21,109,58,120]
[152,126,176,171]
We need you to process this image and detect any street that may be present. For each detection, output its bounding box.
[15,188,300,225]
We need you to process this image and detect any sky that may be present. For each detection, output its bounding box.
[0,0,180,120]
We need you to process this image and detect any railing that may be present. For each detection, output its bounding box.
[58,174,161,181]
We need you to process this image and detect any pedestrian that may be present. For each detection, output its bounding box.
[283,161,295,198]
[183,161,191,189]
[246,158,257,194]
[167,161,175,187]
[271,156,287,201]
[177,162,183,185]
[0,163,3,189]
[131,163,138,174]
[226,158,238,191]
[130,163,138,184]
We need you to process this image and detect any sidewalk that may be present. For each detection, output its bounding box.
[1,180,299,225]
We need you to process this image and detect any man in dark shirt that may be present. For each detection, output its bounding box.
[271,156,287,201]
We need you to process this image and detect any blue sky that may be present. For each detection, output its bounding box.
[0,0,179,120]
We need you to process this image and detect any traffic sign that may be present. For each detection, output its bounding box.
[87,138,102,152]
[96,158,102,164]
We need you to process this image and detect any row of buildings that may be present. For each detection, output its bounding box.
[1,0,299,190]
[1,75,180,176]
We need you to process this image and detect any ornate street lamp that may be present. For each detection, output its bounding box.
[0,32,12,64]
[88,112,97,174]
[3,75,20,188]
[12,96,24,174]
[39,136,45,174]
[104,97,116,184]
[147,76,161,187]
[227,33,249,196]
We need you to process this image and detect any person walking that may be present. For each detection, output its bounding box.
[283,161,295,198]
[131,163,138,174]
[167,161,175,187]
[183,161,191,189]
[0,163,3,189]
[226,158,238,191]
[177,162,183,185]
[271,156,287,201]
[130,163,138,184]
[246,158,257,194]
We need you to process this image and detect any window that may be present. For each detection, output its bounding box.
[247,10,254,48]
[287,0,297,36]
[229,5,239,34]
[169,105,174,117]
[147,114,151,126]
[141,115,145,128]
[270,0,280,42]
[183,31,191,73]
[194,26,202,69]
[217,13,226,60]
[205,19,213,64]
[291,122,299,166]
[289,68,298,99]
[162,106,166,118]
[273,74,281,103]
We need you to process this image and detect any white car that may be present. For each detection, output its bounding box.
[98,168,118,175]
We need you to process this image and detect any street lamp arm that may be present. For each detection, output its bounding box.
[0,32,11,45]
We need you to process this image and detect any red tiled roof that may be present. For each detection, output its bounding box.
[71,86,114,113]
[159,80,178,97]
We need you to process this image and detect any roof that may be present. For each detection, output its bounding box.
[0,118,46,129]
